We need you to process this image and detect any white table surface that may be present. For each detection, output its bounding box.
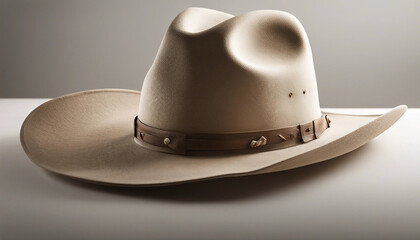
[1,99,419,240]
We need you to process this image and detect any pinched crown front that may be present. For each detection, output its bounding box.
[138,8,321,133]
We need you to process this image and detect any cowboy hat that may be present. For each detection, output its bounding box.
[20,8,406,186]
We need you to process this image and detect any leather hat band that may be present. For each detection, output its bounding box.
[134,115,331,155]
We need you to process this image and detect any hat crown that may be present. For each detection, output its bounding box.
[138,8,321,133]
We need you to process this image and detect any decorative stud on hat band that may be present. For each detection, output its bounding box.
[134,115,331,155]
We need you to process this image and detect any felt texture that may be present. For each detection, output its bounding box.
[20,8,407,186]
[20,90,406,186]
[139,8,321,133]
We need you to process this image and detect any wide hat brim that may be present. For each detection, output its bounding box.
[20,89,406,186]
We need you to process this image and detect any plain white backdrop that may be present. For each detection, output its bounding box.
[1,100,419,240]
[1,2,419,239]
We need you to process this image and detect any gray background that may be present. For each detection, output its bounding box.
[1,0,419,107]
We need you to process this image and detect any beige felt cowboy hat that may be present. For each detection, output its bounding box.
[20,8,406,186]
